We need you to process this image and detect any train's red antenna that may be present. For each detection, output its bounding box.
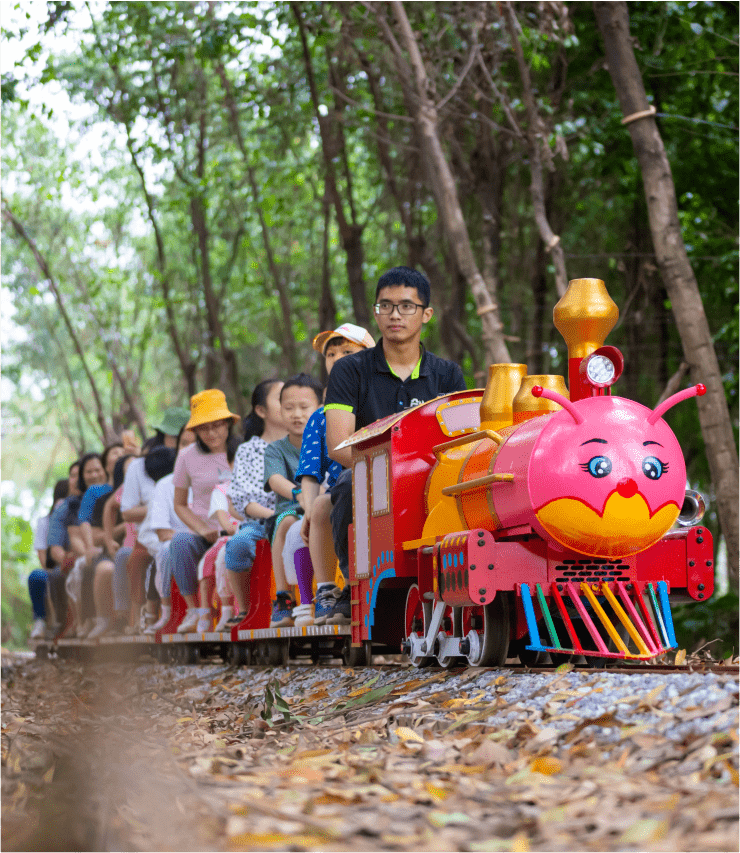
[531,386,584,424]
[648,384,706,425]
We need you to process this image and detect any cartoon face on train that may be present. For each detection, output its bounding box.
[528,387,703,559]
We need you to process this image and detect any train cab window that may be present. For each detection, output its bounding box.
[436,398,481,437]
[371,452,389,516]
[353,458,370,578]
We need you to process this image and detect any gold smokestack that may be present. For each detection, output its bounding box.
[479,364,527,431]
[553,278,618,401]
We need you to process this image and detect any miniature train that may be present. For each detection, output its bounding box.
[34,278,714,667]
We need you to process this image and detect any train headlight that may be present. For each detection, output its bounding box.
[581,345,624,391]
[586,354,616,386]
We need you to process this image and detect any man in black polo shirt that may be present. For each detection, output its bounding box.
[320,266,467,623]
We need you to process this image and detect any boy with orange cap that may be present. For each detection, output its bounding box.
[285,323,374,626]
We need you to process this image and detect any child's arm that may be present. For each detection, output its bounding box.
[213,508,239,536]
[300,476,320,515]
[267,473,297,502]
[299,476,320,545]
[244,501,274,520]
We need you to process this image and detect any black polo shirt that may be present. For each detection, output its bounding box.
[324,339,467,430]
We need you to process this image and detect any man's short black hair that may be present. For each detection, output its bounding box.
[375,266,431,308]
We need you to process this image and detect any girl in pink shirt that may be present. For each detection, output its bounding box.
[170,389,241,633]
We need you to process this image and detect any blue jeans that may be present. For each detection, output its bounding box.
[170,532,211,597]
[28,570,47,619]
[224,520,266,573]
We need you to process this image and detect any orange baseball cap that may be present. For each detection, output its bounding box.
[312,323,375,355]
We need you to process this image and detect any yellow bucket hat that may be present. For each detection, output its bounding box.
[185,389,240,430]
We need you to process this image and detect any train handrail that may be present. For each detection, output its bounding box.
[441,472,514,496]
[432,429,504,461]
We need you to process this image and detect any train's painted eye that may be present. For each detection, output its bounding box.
[642,456,667,479]
[580,456,612,478]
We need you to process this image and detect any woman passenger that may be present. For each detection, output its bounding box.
[66,453,108,636]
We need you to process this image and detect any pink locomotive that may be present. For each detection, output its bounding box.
[340,278,713,666]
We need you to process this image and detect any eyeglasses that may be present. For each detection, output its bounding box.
[373,301,427,316]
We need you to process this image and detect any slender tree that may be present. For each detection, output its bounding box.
[594,0,739,586]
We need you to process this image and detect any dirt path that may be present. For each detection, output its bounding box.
[2,652,737,851]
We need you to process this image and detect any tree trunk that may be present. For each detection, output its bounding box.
[213,58,297,377]
[319,197,337,338]
[594,0,739,588]
[385,0,511,366]
[500,2,568,298]
[3,205,117,446]
[292,4,369,328]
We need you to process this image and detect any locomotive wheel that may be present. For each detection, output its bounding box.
[464,592,511,667]
[265,639,289,667]
[518,642,549,667]
[343,638,367,667]
[228,644,249,666]
[404,584,434,667]
[254,641,269,666]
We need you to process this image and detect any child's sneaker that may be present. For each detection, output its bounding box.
[327,585,351,625]
[177,608,200,633]
[214,606,234,632]
[87,617,110,639]
[30,618,46,639]
[77,618,94,638]
[196,609,213,633]
[224,610,248,629]
[292,603,314,627]
[145,607,171,635]
[313,585,340,625]
[270,592,295,627]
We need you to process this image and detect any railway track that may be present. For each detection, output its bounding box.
[506,662,739,676]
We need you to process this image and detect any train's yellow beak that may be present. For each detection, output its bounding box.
[536,492,679,558]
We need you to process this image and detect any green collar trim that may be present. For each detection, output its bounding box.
[388,351,423,380]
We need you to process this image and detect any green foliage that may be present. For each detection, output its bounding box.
[673,591,739,661]
[1,506,34,649]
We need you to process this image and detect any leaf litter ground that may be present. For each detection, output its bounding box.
[1,651,737,852]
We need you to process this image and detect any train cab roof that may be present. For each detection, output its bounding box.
[336,389,484,456]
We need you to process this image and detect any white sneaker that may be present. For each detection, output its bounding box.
[196,609,213,633]
[293,603,315,627]
[145,607,171,635]
[77,618,94,638]
[30,618,46,639]
[177,609,200,633]
[213,607,234,632]
[87,617,110,639]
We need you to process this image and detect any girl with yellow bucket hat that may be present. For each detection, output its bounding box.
[168,390,241,632]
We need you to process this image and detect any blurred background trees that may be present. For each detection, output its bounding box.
[1,1,737,643]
